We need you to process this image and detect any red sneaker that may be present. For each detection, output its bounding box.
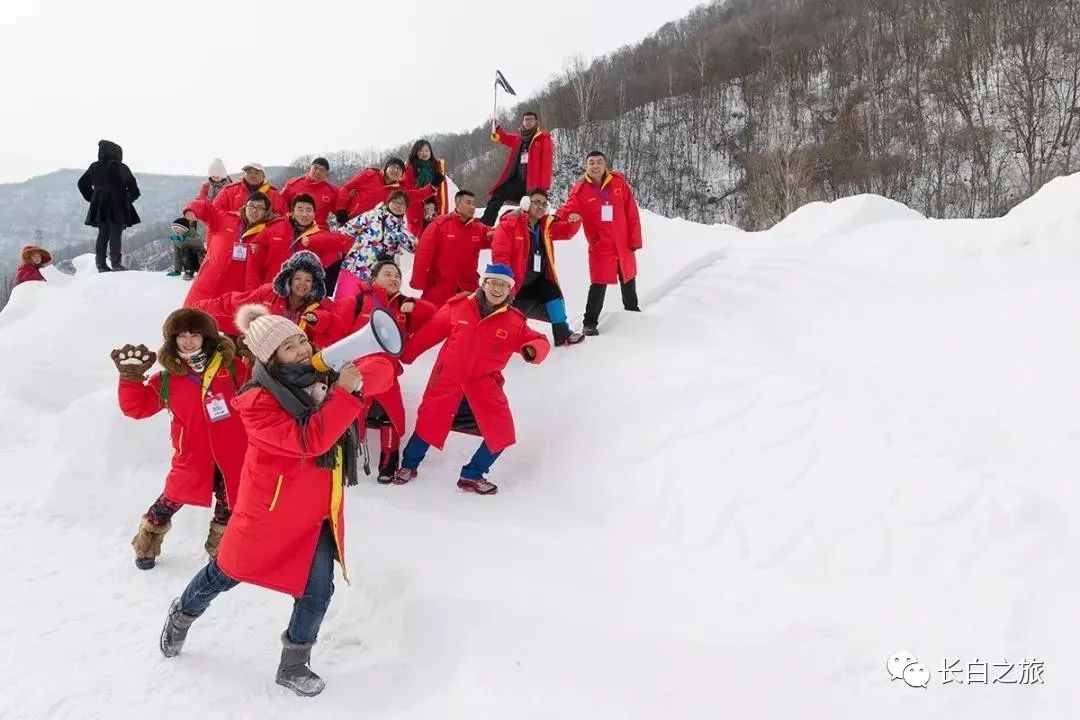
[392,468,417,485]
[456,477,498,495]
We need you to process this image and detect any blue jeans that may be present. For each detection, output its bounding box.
[401,418,502,479]
[178,522,337,645]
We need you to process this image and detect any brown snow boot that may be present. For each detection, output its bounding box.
[131,514,171,570]
[204,520,227,559]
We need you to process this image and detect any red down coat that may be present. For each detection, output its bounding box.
[193,283,335,349]
[489,125,553,193]
[335,168,435,219]
[244,217,348,289]
[281,175,340,227]
[118,344,249,508]
[216,357,395,597]
[410,212,492,307]
[212,179,287,216]
[401,293,550,453]
[330,283,438,436]
[559,171,642,284]
[182,199,273,329]
[491,212,580,288]
[401,159,447,237]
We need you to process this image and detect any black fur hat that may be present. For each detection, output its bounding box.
[272,250,327,301]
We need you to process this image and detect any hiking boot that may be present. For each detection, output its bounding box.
[276,632,325,697]
[583,324,599,337]
[391,468,417,485]
[552,321,585,347]
[131,514,171,570]
[159,597,197,658]
[97,266,112,273]
[457,477,499,495]
[111,264,128,272]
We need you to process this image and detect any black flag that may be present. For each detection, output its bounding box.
[495,70,517,96]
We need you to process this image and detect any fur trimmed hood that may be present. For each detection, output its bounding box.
[20,245,51,265]
[158,308,236,375]
[272,250,327,302]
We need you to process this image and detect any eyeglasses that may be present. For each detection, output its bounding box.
[531,199,549,208]
[245,203,267,211]
[483,279,511,290]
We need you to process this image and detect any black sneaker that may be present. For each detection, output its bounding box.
[583,324,599,337]
[97,266,112,273]
[111,264,129,272]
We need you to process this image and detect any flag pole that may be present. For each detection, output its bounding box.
[492,74,498,133]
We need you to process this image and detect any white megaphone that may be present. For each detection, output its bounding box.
[311,308,403,373]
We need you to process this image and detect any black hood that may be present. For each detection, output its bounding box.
[98,140,123,163]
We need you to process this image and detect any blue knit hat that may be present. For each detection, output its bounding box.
[480,263,515,288]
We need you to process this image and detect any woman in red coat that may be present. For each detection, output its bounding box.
[182,191,276,333]
[158,304,395,697]
[401,139,447,237]
[15,244,51,285]
[194,250,336,349]
[331,258,437,482]
[112,309,249,570]
[334,158,436,222]
[391,263,550,495]
[558,151,643,336]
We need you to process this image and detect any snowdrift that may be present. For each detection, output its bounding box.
[1,189,1078,719]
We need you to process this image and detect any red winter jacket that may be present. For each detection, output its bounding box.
[193,283,336,349]
[182,199,274,330]
[15,263,45,285]
[117,344,249,508]
[281,175,341,227]
[244,217,348,289]
[489,125,553,193]
[491,212,580,288]
[212,180,287,216]
[559,171,642,285]
[410,212,492,307]
[401,293,550,453]
[329,284,438,436]
[401,160,447,237]
[335,168,435,219]
[216,384,362,597]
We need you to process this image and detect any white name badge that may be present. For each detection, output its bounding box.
[205,393,231,422]
[232,243,248,261]
[532,254,542,272]
[520,152,529,164]
[601,204,614,222]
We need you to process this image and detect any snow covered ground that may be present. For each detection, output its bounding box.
[1,181,1079,718]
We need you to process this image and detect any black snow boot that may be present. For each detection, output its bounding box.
[377,449,400,485]
[276,631,325,697]
[159,597,197,658]
[583,323,599,337]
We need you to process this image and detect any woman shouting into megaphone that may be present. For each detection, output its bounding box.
[329,257,438,483]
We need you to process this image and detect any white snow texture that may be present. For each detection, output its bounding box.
[2,179,1079,719]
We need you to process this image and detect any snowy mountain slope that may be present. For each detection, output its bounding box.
[1,184,1078,718]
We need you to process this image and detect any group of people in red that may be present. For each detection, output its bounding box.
[103,110,644,698]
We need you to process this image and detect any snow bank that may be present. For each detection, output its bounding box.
[1,188,1078,719]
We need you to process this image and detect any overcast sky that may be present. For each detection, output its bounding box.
[0,0,704,183]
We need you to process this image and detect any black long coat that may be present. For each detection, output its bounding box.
[77,140,141,228]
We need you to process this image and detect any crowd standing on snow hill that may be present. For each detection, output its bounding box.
[80,125,646,695]
[78,139,141,273]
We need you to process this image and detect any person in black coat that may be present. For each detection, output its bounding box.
[78,139,141,272]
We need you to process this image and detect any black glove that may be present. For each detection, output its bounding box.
[335,210,350,225]
[431,172,445,188]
